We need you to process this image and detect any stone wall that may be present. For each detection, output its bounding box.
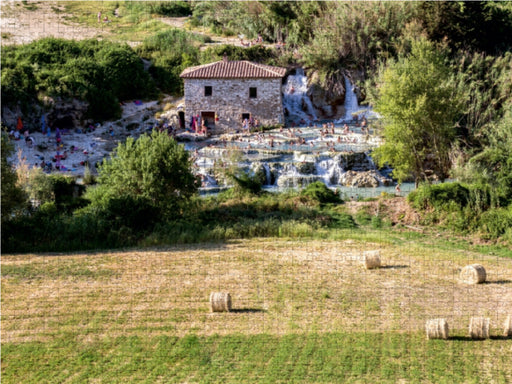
[183,78,284,133]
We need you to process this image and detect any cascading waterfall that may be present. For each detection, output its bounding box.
[343,76,360,121]
[262,163,272,185]
[315,157,345,186]
[282,68,317,124]
[337,76,378,123]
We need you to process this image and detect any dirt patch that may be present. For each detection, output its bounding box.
[1,0,107,46]
[345,196,421,227]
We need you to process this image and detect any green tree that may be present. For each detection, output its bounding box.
[91,130,199,216]
[371,38,463,185]
[1,132,27,222]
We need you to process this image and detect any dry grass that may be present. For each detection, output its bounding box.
[2,239,512,343]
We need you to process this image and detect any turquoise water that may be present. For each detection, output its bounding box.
[199,182,415,198]
[262,182,415,199]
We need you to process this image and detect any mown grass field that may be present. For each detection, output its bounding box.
[2,234,512,383]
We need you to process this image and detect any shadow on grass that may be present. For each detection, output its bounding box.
[449,336,510,341]
[486,280,512,285]
[380,265,409,269]
[231,308,267,314]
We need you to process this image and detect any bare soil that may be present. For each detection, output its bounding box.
[345,197,421,227]
[1,1,107,46]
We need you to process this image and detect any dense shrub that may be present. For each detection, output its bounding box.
[148,1,191,17]
[407,182,470,211]
[200,45,278,65]
[101,196,161,232]
[229,172,262,196]
[90,131,199,218]
[301,181,342,205]
[137,29,206,95]
[1,38,155,120]
[333,212,357,229]
[478,206,512,240]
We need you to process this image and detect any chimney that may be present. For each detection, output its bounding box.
[223,53,228,63]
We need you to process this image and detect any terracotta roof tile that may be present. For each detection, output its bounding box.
[180,60,287,79]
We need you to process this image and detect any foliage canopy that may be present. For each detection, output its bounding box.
[1,38,155,119]
[92,130,199,216]
[371,38,463,185]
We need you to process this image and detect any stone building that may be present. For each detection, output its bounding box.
[180,56,287,133]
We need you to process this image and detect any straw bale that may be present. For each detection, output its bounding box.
[425,318,449,340]
[209,292,232,312]
[469,317,490,339]
[363,250,381,269]
[504,315,512,338]
[459,264,486,284]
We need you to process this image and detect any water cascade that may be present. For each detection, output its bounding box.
[338,76,378,123]
[282,68,317,125]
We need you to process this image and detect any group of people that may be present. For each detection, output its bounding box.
[189,115,209,136]
[8,116,36,146]
[239,33,264,47]
[241,116,259,133]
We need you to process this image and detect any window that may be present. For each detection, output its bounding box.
[249,87,257,98]
[204,86,212,97]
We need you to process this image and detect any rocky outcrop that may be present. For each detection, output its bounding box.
[306,70,346,120]
[340,170,378,188]
[303,69,369,121]
[277,174,323,188]
[339,152,375,171]
[339,170,392,188]
[48,99,88,129]
[250,162,274,185]
[1,97,90,132]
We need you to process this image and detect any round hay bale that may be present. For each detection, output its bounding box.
[469,317,490,339]
[459,264,486,284]
[209,292,232,313]
[504,315,512,338]
[363,250,381,269]
[425,318,449,340]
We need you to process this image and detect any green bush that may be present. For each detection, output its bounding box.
[1,38,155,121]
[137,29,205,95]
[355,209,372,225]
[148,1,191,17]
[301,181,342,205]
[371,215,383,229]
[229,172,262,196]
[478,206,512,240]
[93,131,199,217]
[407,182,470,211]
[200,45,278,65]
